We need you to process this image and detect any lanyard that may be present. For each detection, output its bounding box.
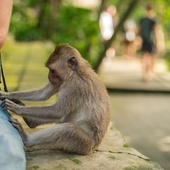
[0,53,8,92]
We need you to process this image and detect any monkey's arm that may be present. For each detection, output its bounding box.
[1,99,64,120]
[0,83,58,101]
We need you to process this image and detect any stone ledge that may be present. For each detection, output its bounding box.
[26,123,163,170]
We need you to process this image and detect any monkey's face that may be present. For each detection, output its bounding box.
[48,68,61,85]
[47,56,73,86]
[46,44,79,85]
[47,62,65,85]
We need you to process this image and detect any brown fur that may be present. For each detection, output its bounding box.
[0,44,110,155]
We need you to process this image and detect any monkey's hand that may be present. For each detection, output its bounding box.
[9,116,27,141]
[10,99,25,106]
[1,99,23,115]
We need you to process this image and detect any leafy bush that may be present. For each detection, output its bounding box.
[10,3,102,66]
[53,6,102,64]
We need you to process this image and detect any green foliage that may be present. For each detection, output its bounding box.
[9,0,170,67]
[53,5,102,64]
[10,2,43,41]
[10,2,102,66]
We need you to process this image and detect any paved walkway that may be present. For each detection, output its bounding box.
[99,57,170,93]
[98,57,170,169]
[110,93,170,170]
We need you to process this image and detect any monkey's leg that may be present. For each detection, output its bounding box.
[9,117,27,141]
[19,123,94,155]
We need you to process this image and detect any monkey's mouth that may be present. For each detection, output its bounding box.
[55,74,61,80]
[48,75,62,85]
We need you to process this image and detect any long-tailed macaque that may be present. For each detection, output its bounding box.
[0,44,110,155]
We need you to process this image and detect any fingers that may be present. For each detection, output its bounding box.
[1,99,11,110]
[1,98,7,110]
[1,98,10,111]
[1,98,21,114]
[9,116,19,126]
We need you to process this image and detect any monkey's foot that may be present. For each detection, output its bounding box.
[9,116,27,141]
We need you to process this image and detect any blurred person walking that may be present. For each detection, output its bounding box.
[99,5,117,41]
[139,3,164,81]
[99,5,118,66]
[122,19,137,59]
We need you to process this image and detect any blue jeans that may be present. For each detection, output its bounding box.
[0,105,26,170]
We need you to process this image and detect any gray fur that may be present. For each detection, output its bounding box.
[0,44,110,155]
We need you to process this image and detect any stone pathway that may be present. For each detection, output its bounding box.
[98,57,170,169]
[99,57,170,92]
[110,94,170,170]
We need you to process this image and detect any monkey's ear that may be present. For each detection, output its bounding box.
[67,56,78,70]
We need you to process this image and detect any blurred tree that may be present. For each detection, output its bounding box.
[10,0,62,40]
[94,0,140,71]
[97,0,106,20]
[9,0,170,69]
[53,5,101,64]
[36,0,62,38]
[10,0,101,65]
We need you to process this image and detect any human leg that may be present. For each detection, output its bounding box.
[0,107,26,170]
[142,52,154,81]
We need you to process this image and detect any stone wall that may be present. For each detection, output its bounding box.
[26,123,163,170]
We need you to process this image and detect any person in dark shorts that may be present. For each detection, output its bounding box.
[139,4,157,81]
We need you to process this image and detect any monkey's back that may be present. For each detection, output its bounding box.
[89,69,110,144]
[58,46,111,148]
[73,64,111,146]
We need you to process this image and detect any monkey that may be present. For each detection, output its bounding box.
[0,44,110,155]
